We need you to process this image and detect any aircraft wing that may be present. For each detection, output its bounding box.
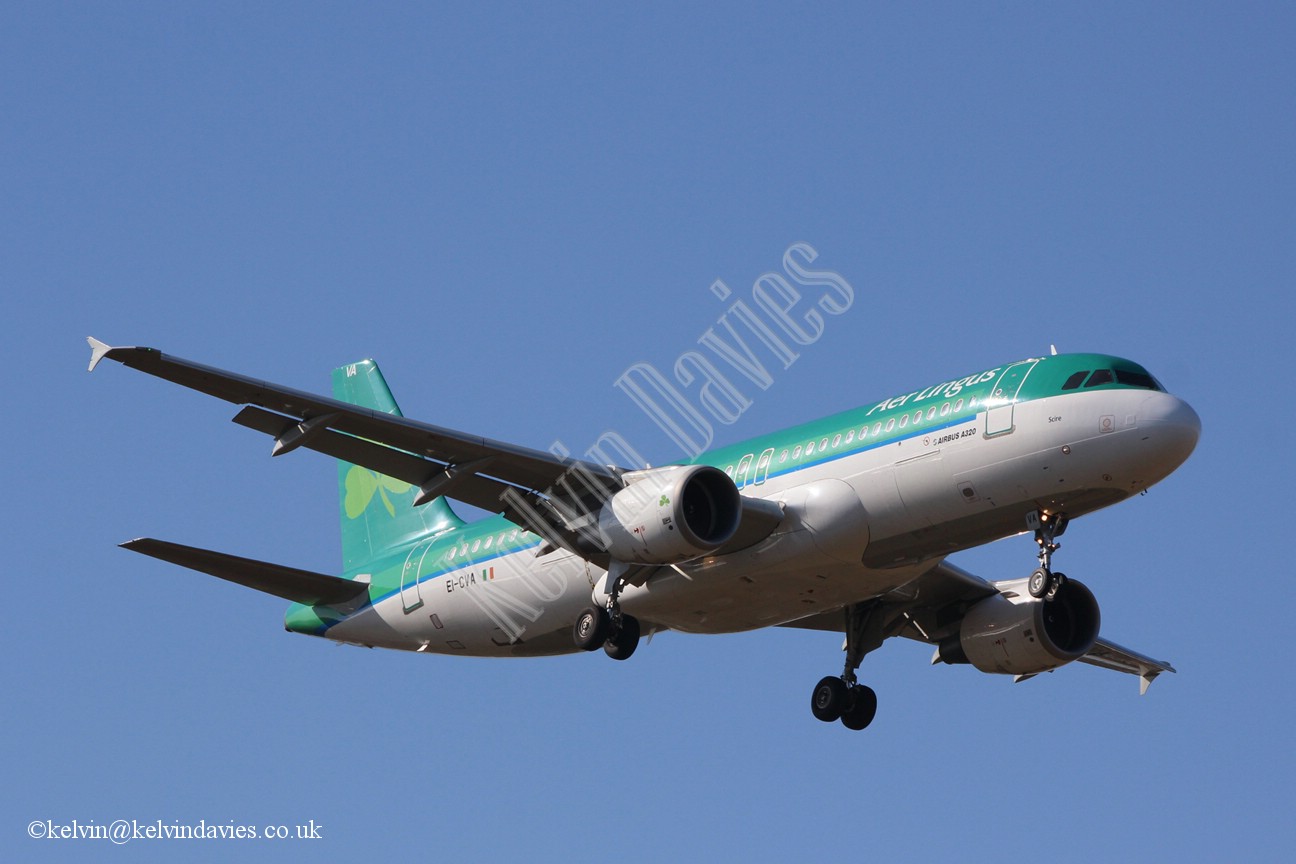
[88,338,630,541]
[88,338,784,561]
[88,338,618,493]
[782,559,1176,693]
[1075,637,1177,695]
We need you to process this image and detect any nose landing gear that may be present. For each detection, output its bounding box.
[1026,510,1069,600]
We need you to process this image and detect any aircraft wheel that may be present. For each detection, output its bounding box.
[604,615,641,661]
[1045,572,1067,602]
[811,676,849,722]
[840,685,877,731]
[1028,568,1051,599]
[573,606,609,651]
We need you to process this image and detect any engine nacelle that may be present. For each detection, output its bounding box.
[598,465,741,565]
[937,578,1101,675]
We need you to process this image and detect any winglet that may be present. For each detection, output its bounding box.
[1139,668,1168,696]
[87,336,113,372]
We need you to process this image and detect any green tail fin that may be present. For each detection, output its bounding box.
[332,360,464,574]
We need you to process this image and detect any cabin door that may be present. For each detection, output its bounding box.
[984,360,1038,437]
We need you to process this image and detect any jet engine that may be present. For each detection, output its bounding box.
[936,578,1101,675]
[598,465,741,565]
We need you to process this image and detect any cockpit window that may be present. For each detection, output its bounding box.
[1115,369,1160,390]
[1062,371,1088,390]
[1084,369,1114,388]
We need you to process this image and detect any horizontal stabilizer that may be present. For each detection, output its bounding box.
[121,538,369,606]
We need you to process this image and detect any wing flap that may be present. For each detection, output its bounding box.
[121,538,368,607]
[87,339,621,494]
[230,406,585,547]
[231,406,517,508]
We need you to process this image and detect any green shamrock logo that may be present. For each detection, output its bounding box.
[344,466,412,518]
[659,494,670,507]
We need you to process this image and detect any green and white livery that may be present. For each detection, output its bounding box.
[89,338,1199,730]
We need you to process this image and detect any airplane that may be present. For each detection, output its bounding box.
[87,337,1200,730]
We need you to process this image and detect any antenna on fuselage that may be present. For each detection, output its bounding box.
[1050,344,1058,356]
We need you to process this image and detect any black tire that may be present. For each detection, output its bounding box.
[1045,571,1067,602]
[573,606,609,651]
[811,676,849,722]
[840,685,878,731]
[604,615,641,661]
[1028,568,1050,599]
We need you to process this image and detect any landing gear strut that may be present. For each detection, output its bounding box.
[1026,510,1069,601]
[810,601,882,731]
[573,569,641,661]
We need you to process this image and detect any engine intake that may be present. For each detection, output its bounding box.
[937,578,1100,676]
[598,465,741,565]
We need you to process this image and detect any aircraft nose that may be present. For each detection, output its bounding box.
[1138,392,1201,470]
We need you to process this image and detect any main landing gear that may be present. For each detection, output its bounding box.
[1026,510,1070,601]
[811,601,883,731]
[573,573,641,661]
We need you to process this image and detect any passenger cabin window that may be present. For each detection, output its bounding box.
[1085,369,1114,388]
[1062,371,1089,390]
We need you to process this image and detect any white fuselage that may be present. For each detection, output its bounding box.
[319,388,1199,656]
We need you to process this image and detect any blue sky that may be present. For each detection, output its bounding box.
[3,2,1293,861]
